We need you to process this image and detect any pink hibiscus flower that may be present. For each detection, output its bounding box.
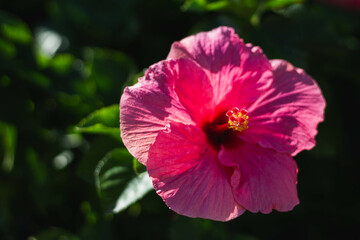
[120,26,326,221]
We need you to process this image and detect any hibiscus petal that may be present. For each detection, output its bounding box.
[147,122,245,221]
[120,62,191,164]
[242,59,326,155]
[120,58,215,164]
[219,142,299,213]
[167,26,273,110]
[170,58,214,125]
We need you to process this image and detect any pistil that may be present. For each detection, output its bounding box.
[226,107,249,132]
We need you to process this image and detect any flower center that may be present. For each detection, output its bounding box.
[226,107,249,132]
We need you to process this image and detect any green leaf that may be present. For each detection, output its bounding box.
[95,148,133,208]
[182,0,207,12]
[133,158,146,175]
[0,122,17,173]
[0,12,32,44]
[77,136,120,184]
[75,104,120,138]
[95,148,153,213]
[49,54,75,73]
[205,1,229,11]
[112,172,153,213]
[264,0,304,9]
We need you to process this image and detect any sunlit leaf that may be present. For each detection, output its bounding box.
[95,148,133,196]
[112,172,153,214]
[75,104,120,138]
[95,148,153,213]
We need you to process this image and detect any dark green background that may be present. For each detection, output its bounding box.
[0,0,359,239]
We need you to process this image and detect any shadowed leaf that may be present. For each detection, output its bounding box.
[95,148,153,213]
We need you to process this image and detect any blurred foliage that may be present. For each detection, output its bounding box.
[182,0,305,25]
[0,0,359,239]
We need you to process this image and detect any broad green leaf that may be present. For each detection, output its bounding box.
[112,172,153,213]
[75,104,120,138]
[95,148,133,201]
[95,148,153,213]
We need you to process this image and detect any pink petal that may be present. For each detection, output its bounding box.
[219,141,299,213]
[169,58,214,126]
[147,123,245,221]
[120,58,215,164]
[167,26,273,111]
[120,62,190,164]
[242,59,326,155]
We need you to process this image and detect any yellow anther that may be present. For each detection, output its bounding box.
[226,107,249,132]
